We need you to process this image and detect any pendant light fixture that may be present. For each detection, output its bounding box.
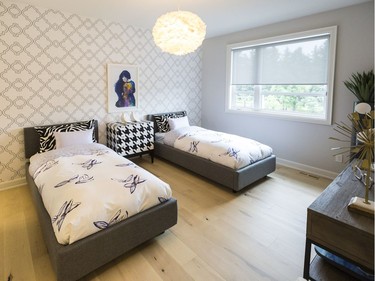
[152,10,206,56]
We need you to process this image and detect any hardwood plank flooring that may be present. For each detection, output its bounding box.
[0,156,331,281]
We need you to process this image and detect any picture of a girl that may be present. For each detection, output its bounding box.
[107,64,138,113]
[115,70,136,108]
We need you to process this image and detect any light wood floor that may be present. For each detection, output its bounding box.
[1,157,332,281]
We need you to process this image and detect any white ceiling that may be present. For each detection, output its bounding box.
[10,0,372,38]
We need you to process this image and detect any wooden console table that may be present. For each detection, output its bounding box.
[303,163,374,280]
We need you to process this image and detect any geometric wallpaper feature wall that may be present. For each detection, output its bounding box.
[0,0,202,185]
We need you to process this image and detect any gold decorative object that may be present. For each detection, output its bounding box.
[330,108,374,216]
[152,10,206,56]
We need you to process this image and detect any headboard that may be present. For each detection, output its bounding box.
[23,120,99,159]
[146,111,187,133]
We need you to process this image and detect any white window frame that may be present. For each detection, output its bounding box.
[225,26,337,125]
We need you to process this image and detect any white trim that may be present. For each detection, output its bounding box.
[0,177,26,191]
[227,26,337,51]
[225,108,332,125]
[276,158,338,180]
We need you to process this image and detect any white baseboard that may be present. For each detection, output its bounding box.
[276,158,338,180]
[0,177,27,191]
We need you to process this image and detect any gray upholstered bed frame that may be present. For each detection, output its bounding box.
[24,121,178,281]
[147,111,276,192]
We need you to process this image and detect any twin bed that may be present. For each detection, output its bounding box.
[24,120,177,281]
[24,112,275,280]
[147,111,276,192]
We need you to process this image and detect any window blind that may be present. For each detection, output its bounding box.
[232,35,329,85]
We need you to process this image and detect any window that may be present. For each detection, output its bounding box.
[226,26,337,125]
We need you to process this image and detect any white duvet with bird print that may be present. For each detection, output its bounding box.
[30,143,172,245]
[163,126,273,170]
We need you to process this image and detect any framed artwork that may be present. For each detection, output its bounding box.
[107,64,139,112]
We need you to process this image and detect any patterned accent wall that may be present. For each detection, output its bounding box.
[0,0,202,185]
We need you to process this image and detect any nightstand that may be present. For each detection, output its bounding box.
[106,121,154,162]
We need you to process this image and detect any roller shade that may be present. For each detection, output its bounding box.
[232,35,329,85]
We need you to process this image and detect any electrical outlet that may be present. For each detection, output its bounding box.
[335,154,343,162]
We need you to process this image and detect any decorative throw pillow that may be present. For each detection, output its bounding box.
[168,116,190,130]
[54,128,94,149]
[35,120,95,153]
[154,111,186,132]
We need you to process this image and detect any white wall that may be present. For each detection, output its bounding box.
[0,0,202,186]
[202,2,374,176]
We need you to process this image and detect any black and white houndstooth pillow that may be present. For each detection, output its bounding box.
[154,111,186,133]
[35,120,95,153]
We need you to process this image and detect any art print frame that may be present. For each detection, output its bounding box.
[107,63,139,112]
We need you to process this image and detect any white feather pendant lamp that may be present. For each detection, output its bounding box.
[152,10,206,56]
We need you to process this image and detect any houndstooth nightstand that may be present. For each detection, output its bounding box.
[106,121,154,162]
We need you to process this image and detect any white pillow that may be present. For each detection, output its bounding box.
[54,128,94,149]
[168,116,190,130]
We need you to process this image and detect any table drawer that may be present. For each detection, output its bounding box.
[307,212,374,270]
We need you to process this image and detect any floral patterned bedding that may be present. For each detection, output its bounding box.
[29,143,172,245]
